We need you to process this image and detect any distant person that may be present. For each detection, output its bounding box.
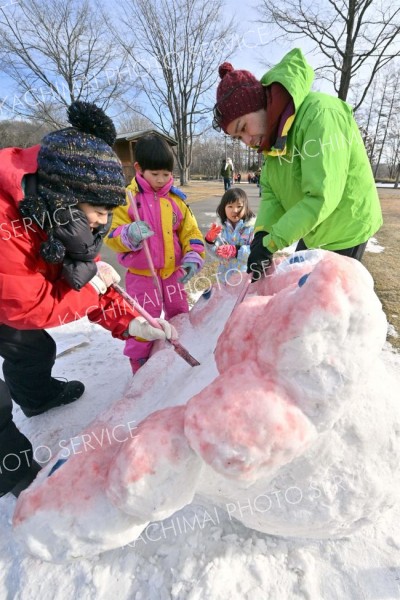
[105,134,205,374]
[212,48,383,277]
[205,187,255,284]
[237,172,241,184]
[220,157,234,191]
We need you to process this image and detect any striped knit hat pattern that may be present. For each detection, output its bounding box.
[38,101,125,211]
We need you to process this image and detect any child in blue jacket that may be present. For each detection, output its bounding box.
[205,187,255,284]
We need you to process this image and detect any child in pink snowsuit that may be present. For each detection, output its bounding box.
[105,134,205,373]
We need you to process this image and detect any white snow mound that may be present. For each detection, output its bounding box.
[13,250,400,561]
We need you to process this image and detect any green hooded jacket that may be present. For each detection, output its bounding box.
[256,48,382,253]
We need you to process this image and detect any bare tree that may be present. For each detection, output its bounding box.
[0,0,130,126]
[395,166,400,188]
[357,66,400,180]
[0,119,53,148]
[385,103,400,183]
[372,71,399,177]
[387,127,400,182]
[258,0,400,110]
[111,0,235,184]
[191,133,224,179]
[116,114,154,135]
[366,70,391,166]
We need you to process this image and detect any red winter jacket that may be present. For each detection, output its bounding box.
[0,146,138,337]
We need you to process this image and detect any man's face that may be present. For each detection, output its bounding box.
[226,109,268,149]
[77,203,110,230]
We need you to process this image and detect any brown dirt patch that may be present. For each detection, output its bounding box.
[181,181,223,203]
[363,187,400,350]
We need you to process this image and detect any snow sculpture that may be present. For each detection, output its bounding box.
[14,250,398,562]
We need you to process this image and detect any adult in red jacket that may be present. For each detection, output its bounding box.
[0,102,175,497]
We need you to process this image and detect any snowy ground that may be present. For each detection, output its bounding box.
[1,248,400,599]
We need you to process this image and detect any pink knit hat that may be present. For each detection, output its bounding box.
[213,63,266,133]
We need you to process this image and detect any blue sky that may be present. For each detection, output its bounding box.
[0,0,333,123]
[221,0,294,77]
[207,0,334,101]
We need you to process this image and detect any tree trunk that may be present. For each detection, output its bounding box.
[395,164,400,189]
[179,166,189,185]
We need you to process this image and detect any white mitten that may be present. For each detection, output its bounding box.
[128,317,177,341]
[89,261,121,294]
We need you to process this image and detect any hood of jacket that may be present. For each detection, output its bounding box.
[0,146,40,206]
[260,48,314,113]
[135,171,173,199]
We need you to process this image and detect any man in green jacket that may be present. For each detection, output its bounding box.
[213,49,382,276]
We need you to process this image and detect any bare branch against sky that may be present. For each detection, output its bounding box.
[108,0,236,184]
[258,0,400,110]
[0,0,131,126]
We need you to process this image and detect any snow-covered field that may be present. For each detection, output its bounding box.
[1,248,400,600]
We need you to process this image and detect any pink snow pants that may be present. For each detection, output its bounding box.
[124,269,189,362]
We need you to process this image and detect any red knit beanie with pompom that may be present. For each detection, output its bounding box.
[213,63,266,133]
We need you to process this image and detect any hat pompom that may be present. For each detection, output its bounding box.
[39,233,66,264]
[67,101,117,147]
[218,62,234,79]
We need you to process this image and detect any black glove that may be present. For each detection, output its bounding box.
[62,257,98,290]
[247,231,273,281]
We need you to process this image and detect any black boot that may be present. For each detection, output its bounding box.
[20,379,85,417]
[10,460,42,497]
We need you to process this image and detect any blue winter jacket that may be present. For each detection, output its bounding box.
[208,218,255,281]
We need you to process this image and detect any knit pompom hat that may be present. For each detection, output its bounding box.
[19,101,126,263]
[213,63,266,133]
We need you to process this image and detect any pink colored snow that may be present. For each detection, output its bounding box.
[12,249,394,562]
[185,362,316,480]
[107,406,202,520]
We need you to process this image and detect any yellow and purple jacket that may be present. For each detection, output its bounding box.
[105,173,205,279]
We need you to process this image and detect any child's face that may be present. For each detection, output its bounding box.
[77,203,111,230]
[140,168,172,192]
[225,200,245,224]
